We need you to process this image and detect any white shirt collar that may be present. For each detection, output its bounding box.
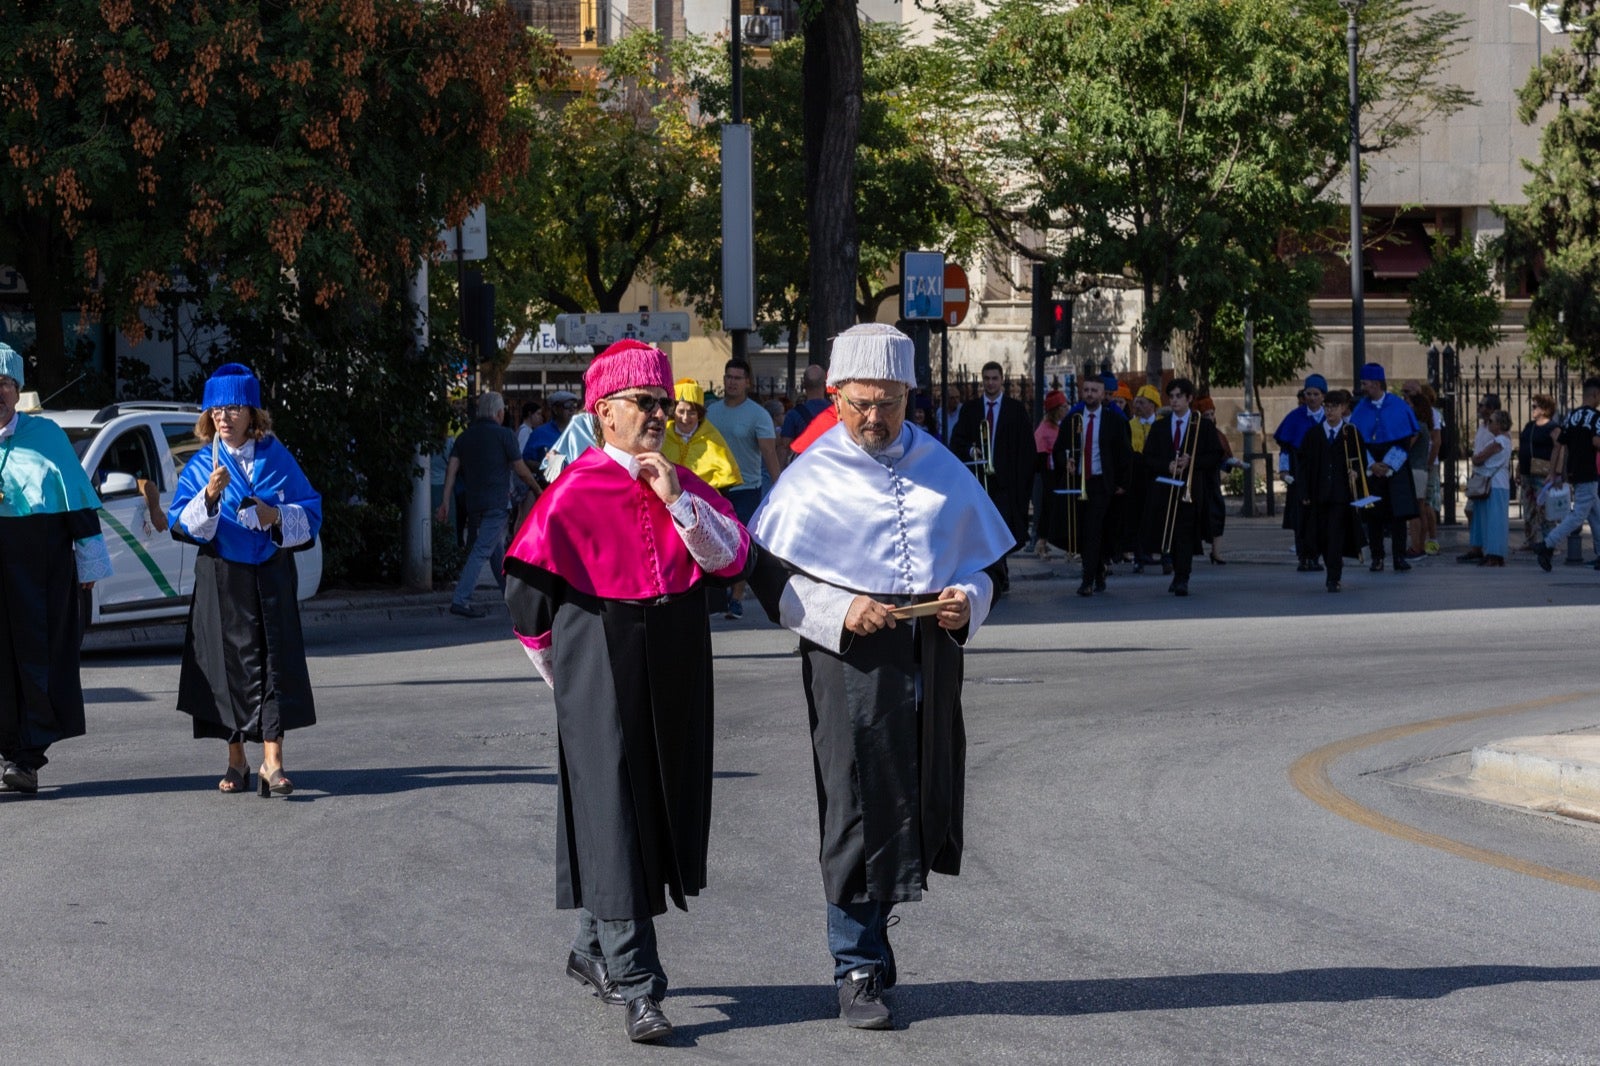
[0,410,18,440]
[602,441,642,479]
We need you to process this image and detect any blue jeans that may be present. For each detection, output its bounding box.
[452,507,508,607]
[1545,480,1600,553]
[573,909,665,1002]
[827,899,896,984]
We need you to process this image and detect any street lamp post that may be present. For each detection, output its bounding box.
[1341,0,1367,387]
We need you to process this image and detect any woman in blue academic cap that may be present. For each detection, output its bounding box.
[169,364,322,797]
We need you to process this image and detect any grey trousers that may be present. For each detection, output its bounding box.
[573,909,665,1001]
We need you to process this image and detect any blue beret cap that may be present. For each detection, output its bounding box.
[1303,374,1327,393]
[1359,362,1386,383]
[201,363,262,410]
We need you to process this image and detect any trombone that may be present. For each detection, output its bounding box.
[1053,411,1085,555]
[967,415,996,489]
[1344,425,1377,509]
[1158,414,1199,555]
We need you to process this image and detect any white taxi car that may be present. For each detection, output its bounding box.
[34,401,323,626]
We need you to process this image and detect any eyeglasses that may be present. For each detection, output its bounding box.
[840,393,907,417]
[609,393,667,415]
[211,405,247,417]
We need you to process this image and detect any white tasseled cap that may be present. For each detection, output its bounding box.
[825,323,917,389]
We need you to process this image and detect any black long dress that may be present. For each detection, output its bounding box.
[750,551,969,904]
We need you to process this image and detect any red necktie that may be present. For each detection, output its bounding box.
[1085,412,1095,474]
[986,400,997,440]
[1173,418,1181,450]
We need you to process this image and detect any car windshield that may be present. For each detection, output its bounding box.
[64,427,99,460]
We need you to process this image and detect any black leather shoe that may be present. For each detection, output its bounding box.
[625,996,673,1042]
[1456,550,1483,564]
[1093,576,1107,592]
[0,762,38,794]
[1326,580,1341,593]
[1160,558,1174,576]
[838,967,893,1029]
[1370,558,1384,572]
[1170,580,1188,597]
[566,951,624,1005]
[1537,545,1554,572]
[1077,583,1093,597]
[1393,558,1412,572]
[1296,559,1310,572]
[1306,560,1324,572]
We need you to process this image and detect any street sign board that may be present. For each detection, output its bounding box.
[900,251,945,321]
[437,204,488,261]
[554,312,692,349]
[943,263,970,327]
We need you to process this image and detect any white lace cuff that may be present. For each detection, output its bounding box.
[279,503,313,548]
[523,643,555,689]
[178,493,220,540]
[75,535,114,582]
[671,494,742,573]
[778,573,855,653]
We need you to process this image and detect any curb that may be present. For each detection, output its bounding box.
[1469,734,1600,818]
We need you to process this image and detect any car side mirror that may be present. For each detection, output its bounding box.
[99,471,140,497]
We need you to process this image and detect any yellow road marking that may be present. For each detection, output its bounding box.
[1289,692,1600,894]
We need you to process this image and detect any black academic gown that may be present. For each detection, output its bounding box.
[505,565,715,921]
[1141,413,1222,575]
[0,511,97,761]
[1297,423,1369,578]
[950,395,1034,549]
[750,551,970,904]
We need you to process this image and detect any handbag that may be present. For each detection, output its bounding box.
[1465,470,1491,500]
[1545,482,1572,521]
[1530,457,1552,478]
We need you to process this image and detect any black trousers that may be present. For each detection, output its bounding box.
[1310,505,1348,583]
[574,909,663,1002]
[1076,475,1114,582]
[1363,479,1407,562]
[1168,505,1200,580]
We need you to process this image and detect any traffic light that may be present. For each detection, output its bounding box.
[1030,263,1052,338]
[1049,298,1072,353]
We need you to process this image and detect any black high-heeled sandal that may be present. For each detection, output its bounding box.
[219,765,250,794]
[258,765,294,797]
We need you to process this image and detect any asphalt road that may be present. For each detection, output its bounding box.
[11,525,1600,1064]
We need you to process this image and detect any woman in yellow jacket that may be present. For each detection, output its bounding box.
[661,378,741,492]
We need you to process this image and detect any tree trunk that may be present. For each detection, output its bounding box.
[802,1,861,371]
[7,211,73,398]
[1142,276,1160,386]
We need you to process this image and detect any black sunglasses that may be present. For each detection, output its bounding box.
[610,393,667,415]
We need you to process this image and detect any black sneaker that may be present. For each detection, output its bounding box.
[1,762,38,794]
[449,602,488,619]
[1537,544,1554,572]
[837,967,892,1029]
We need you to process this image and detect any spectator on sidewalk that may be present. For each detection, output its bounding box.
[1031,389,1068,559]
[1519,394,1558,551]
[1458,393,1501,563]
[707,358,781,619]
[436,391,540,618]
[1537,377,1600,572]
[779,364,831,460]
[1469,410,1513,567]
[1401,382,1439,558]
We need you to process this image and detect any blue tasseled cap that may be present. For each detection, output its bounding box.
[201,363,261,409]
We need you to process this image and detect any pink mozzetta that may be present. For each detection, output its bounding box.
[505,448,749,600]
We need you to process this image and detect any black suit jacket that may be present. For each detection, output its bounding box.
[1051,404,1133,495]
[950,394,1035,536]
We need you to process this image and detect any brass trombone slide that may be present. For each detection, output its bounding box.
[1344,425,1380,509]
[966,415,996,490]
[1157,414,1198,556]
[1053,411,1084,555]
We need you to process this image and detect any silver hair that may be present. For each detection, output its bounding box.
[477,391,505,419]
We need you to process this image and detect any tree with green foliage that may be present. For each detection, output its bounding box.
[0,0,539,396]
[463,30,719,380]
[1406,238,1504,355]
[663,25,982,381]
[0,1,540,584]
[929,0,1473,386]
[1505,1,1600,370]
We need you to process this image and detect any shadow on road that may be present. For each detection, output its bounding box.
[12,763,560,800]
[669,965,1600,1037]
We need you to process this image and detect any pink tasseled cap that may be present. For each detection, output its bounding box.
[582,339,673,412]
